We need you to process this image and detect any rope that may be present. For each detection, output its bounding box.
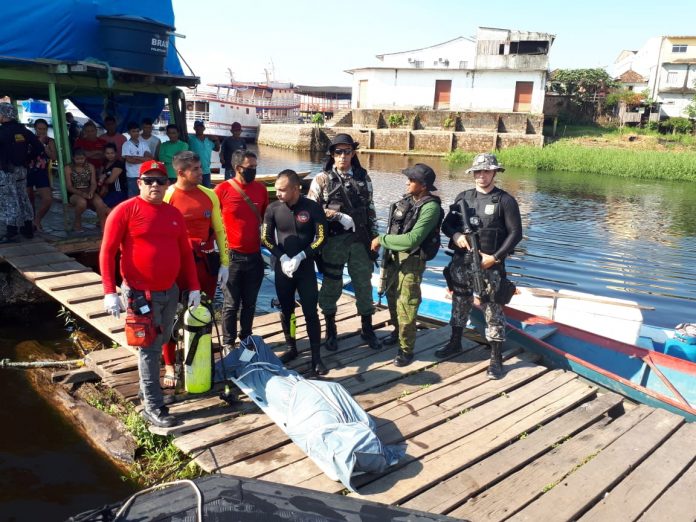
[0,358,84,369]
[114,479,203,522]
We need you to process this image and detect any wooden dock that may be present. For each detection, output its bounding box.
[2,239,695,520]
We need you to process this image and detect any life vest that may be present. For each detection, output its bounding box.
[460,188,510,255]
[324,168,371,236]
[388,194,444,260]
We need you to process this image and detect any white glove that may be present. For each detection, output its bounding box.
[104,293,125,319]
[217,265,229,287]
[285,251,307,277]
[338,213,355,232]
[188,290,201,309]
[279,254,293,278]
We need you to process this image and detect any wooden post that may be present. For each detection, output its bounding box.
[48,82,69,205]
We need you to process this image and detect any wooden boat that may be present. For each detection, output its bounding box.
[210,170,312,199]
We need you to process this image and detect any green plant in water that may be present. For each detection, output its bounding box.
[311,112,325,126]
[443,149,472,166]
[387,113,406,128]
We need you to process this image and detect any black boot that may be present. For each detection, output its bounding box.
[279,338,298,364]
[0,225,20,244]
[383,320,398,345]
[360,314,382,350]
[310,344,328,377]
[487,341,504,380]
[324,314,338,352]
[435,326,464,358]
[20,220,34,239]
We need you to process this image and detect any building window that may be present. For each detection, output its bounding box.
[672,44,687,53]
[667,71,679,85]
[413,60,424,68]
[459,61,468,69]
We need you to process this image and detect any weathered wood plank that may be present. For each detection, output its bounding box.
[636,460,696,522]
[42,272,103,291]
[403,392,625,514]
[579,421,696,522]
[148,404,241,436]
[507,408,684,522]
[10,252,73,268]
[24,262,93,281]
[0,241,57,258]
[450,404,654,521]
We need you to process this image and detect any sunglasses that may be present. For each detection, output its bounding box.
[333,148,353,156]
[140,177,168,186]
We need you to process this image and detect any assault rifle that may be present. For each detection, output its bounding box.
[458,199,496,303]
[377,202,396,304]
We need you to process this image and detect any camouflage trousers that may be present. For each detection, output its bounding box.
[0,166,33,227]
[385,253,426,354]
[319,234,375,316]
[448,259,506,342]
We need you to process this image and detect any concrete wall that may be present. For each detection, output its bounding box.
[257,124,318,151]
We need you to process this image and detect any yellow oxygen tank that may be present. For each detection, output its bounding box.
[183,304,212,393]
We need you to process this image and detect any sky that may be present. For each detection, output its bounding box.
[172,0,696,87]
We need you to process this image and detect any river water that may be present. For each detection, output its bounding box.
[2,145,695,519]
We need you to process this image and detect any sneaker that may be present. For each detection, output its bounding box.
[142,406,177,428]
[393,350,414,367]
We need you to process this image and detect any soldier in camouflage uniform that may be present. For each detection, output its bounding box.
[308,134,381,352]
[436,153,522,379]
[371,164,443,367]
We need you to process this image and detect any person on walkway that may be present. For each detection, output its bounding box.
[0,102,41,243]
[161,150,229,387]
[370,164,443,367]
[219,122,246,181]
[65,112,81,152]
[262,169,328,376]
[140,117,161,157]
[65,149,110,233]
[99,143,127,208]
[73,120,105,173]
[100,160,201,428]
[188,120,220,188]
[307,133,381,352]
[156,124,189,182]
[435,153,522,379]
[214,150,268,350]
[99,115,127,157]
[121,121,152,198]
[27,118,56,232]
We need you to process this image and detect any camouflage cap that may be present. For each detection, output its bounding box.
[465,153,505,174]
[0,102,18,120]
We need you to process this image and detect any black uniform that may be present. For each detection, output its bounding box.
[261,195,327,356]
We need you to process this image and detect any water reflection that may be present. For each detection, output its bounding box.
[253,144,696,327]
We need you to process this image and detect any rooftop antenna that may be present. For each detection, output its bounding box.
[226,68,235,83]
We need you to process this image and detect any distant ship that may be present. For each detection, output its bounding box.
[183,81,300,141]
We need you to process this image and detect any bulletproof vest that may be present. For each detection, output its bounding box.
[389,194,443,259]
[325,168,370,236]
[462,188,508,255]
[0,121,36,169]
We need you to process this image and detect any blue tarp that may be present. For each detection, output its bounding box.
[215,336,406,492]
[1,1,186,130]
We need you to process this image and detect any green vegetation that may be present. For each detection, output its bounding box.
[387,113,406,128]
[549,69,619,107]
[311,112,324,126]
[443,116,455,129]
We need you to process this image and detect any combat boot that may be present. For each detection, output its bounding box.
[487,341,504,380]
[324,314,338,351]
[360,314,382,350]
[435,326,464,358]
[309,344,328,377]
[279,336,298,364]
[383,320,399,345]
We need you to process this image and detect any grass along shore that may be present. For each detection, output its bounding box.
[445,125,696,181]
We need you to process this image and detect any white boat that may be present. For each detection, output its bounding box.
[183,81,300,141]
[19,99,52,126]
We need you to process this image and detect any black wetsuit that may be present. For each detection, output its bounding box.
[262,195,327,348]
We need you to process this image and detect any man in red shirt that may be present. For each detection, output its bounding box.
[161,150,229,386]
[100,160,201,428]
[214,150,268,350]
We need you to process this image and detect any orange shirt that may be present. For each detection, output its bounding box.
[165,186,213,247]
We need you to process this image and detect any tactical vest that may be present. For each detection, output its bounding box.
[388,194,443,260]
[324,168,371,236]
[461,188,509,255]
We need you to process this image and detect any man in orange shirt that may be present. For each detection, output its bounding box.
[162,150,229,386]
[214,150,269,351]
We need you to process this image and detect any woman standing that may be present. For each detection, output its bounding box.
[27,118,56,232]
[65,149,109,233]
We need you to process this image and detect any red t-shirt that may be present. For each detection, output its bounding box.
[74,136,106,170]
[100,132,127,157]
[99,197,200,294]
[214,179,269,254]
[166,186,213,248]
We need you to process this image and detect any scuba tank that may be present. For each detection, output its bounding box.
[183,303,213,393]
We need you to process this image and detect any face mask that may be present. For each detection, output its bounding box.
[241,167,257,183]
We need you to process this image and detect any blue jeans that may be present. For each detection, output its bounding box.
[132,285,179,410]
[222,251,264,345]
[127,177,139,198]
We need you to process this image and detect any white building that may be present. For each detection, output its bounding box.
[347,27,555,114]
[611,36,696,118]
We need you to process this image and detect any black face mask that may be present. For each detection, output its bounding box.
[241,167,257,183]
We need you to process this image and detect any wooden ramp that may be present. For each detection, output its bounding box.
[3,239,694,520]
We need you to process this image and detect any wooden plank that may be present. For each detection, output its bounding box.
[65,291,106,305]
[148,404,241,436]
[85,346,133,365]
[637,461,696,522]
[175,411,270,454]
[507,408,684,522]
[579,422,696,522]
[10,252,73,268]
[23,262,92,281]
[51,367,100,385]
[450,404,654,521]
[42,273,103,291]
[0,241,57,258]
[403,392,625,514]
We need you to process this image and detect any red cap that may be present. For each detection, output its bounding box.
[139,160,168,177]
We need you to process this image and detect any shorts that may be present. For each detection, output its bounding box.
[27,168,50,189]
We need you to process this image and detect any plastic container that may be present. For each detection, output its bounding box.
[97,15,174,72]
[664,337,696,362]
